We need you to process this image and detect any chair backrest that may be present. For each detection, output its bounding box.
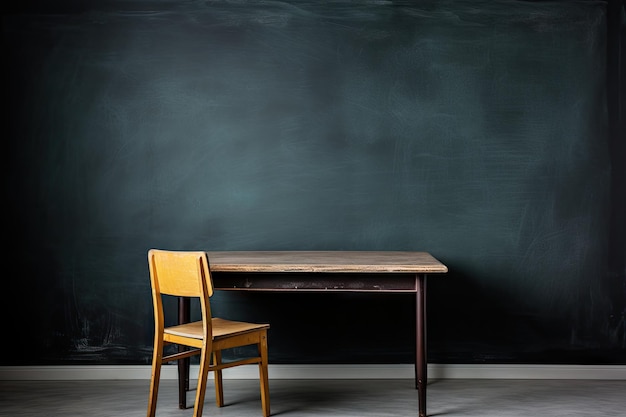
[148,249,214,337]
[148,249,214,298]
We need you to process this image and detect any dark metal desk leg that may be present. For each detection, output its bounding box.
[416,274,427,417]
[178,297,190,409]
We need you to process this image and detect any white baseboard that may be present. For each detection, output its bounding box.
[1,364,624,381]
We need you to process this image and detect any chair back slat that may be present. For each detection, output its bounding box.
[148,249,214,298]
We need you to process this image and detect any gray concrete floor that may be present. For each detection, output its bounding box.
[1,379,625,417]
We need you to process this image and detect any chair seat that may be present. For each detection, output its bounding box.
[165,318,270,340]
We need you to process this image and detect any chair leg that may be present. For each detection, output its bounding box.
[192,347,212,417]
[213,350,224,407]
[259,331,270,417]
[147,338,164,417]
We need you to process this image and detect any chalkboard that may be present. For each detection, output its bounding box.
[3,0,624,365]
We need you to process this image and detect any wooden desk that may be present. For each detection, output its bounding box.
[178,251,448,417]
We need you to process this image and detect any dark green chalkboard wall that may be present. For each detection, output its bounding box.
[3,0,625,365]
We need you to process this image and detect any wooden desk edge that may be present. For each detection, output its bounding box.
[206,251,448,274]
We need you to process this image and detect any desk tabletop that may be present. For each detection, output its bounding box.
[205,251,448,273]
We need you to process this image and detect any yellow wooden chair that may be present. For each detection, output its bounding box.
[147,249,270,417]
